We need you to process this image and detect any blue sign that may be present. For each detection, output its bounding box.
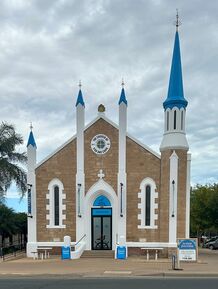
[178,239,196,250]
[117,246,126,259]
[61,246,71,260]
[27,189,31,215]
[92,208,112,216]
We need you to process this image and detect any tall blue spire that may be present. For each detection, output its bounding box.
[27,124,36,148]
[118,80,127,105]
[163,29,188,110]
[76,81,85,107]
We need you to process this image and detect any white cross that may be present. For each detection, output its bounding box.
[98,169,105,179]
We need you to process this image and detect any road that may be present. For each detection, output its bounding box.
[0,277,218,289]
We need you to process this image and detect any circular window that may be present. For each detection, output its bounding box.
[91,134,111,155]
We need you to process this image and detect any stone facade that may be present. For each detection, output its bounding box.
[33,117,188,249]
[84,118,118,193]
[126,136,160,242]
[36,139,77,242]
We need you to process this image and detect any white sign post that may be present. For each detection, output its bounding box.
[178,238,198,262]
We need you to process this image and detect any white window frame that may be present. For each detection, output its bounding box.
[46,178,66,228]
[138,177,158,229]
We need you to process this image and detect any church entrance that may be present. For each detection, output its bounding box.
[91,195,112,250]
[91,208,112,250]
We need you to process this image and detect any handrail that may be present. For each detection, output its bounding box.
[75,234,86,247]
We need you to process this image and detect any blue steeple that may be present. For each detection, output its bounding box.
[76,82,85,107]
[76,89,85,107]
[118,80,127,105]
[163,30,188,110]
[27,131,36,148]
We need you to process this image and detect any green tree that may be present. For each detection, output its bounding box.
[14,212,27,244]
[190,183,218,237]
[0,122,27,201]
[0,204,17,247]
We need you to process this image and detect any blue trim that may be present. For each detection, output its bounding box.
[93,195,111,207]
[27,131,36,148]
[92,208,112,216]
[118,88,127,105]
[163,31,188,110]
[76,89,85,107]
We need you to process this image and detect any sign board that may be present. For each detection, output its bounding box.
[92,208,112,216]
[61,246,71,260]
[27,189,31,215]
[117,246,126,259]
[178,239,197,262]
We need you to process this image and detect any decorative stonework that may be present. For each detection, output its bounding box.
[138,177,158,229]
[91,134,111,155]
[46,178,66,228]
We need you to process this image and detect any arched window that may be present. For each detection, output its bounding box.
[181,110,184,130]
[46,178,66,228]
[166,111,169,131]
[174,110,177,130]
[93,195,111,207]
[54,186,60,226]
[138,178,158,229]
[145,185,151,226]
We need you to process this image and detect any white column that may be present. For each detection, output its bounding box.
[185,153,191,238]
[118,102,127,243]
[169,150,178,244]
[76,103,85,241]
[27,144,37,256]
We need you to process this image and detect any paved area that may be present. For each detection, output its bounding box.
[0,249,217,277]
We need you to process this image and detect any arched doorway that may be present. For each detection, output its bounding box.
[91,195,112,250]
[84,179,118,250]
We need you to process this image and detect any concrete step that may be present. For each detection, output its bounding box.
[81,250,115,258]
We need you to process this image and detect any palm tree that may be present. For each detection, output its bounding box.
[0,122,27,201]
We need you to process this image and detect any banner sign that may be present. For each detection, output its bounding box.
[178,239,197,261]
[117,246,127,259]
[61,246,71,260]
[27,188,31,215]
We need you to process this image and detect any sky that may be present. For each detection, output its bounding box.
[0,0,217,211]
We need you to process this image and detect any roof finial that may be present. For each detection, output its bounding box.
[174,9,181,31]
[121,78,125,88]
[30,122,33,131]
[79,80,82,89]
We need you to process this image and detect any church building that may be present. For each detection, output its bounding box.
[26,23,191,258]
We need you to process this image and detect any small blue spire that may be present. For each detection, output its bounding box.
[76,81,85,107]
[118,80,127,105]
[76,89,85,107]
[163,31,188,110]
[27,131,36,148]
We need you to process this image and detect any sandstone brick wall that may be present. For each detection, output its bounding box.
[84,118,118,193]
[160,149,188,242]
[126,137,161,242]
[176,149,187,238]
[36,139,77,242]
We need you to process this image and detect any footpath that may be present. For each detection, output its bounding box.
[0,248,217,278]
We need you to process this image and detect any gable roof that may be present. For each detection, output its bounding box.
[36,113,160,168]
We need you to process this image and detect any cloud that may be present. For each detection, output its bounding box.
[0,0,217,200]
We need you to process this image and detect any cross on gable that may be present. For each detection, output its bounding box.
[98,169,105,179]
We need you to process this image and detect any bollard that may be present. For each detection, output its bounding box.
[172,254,176,270]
